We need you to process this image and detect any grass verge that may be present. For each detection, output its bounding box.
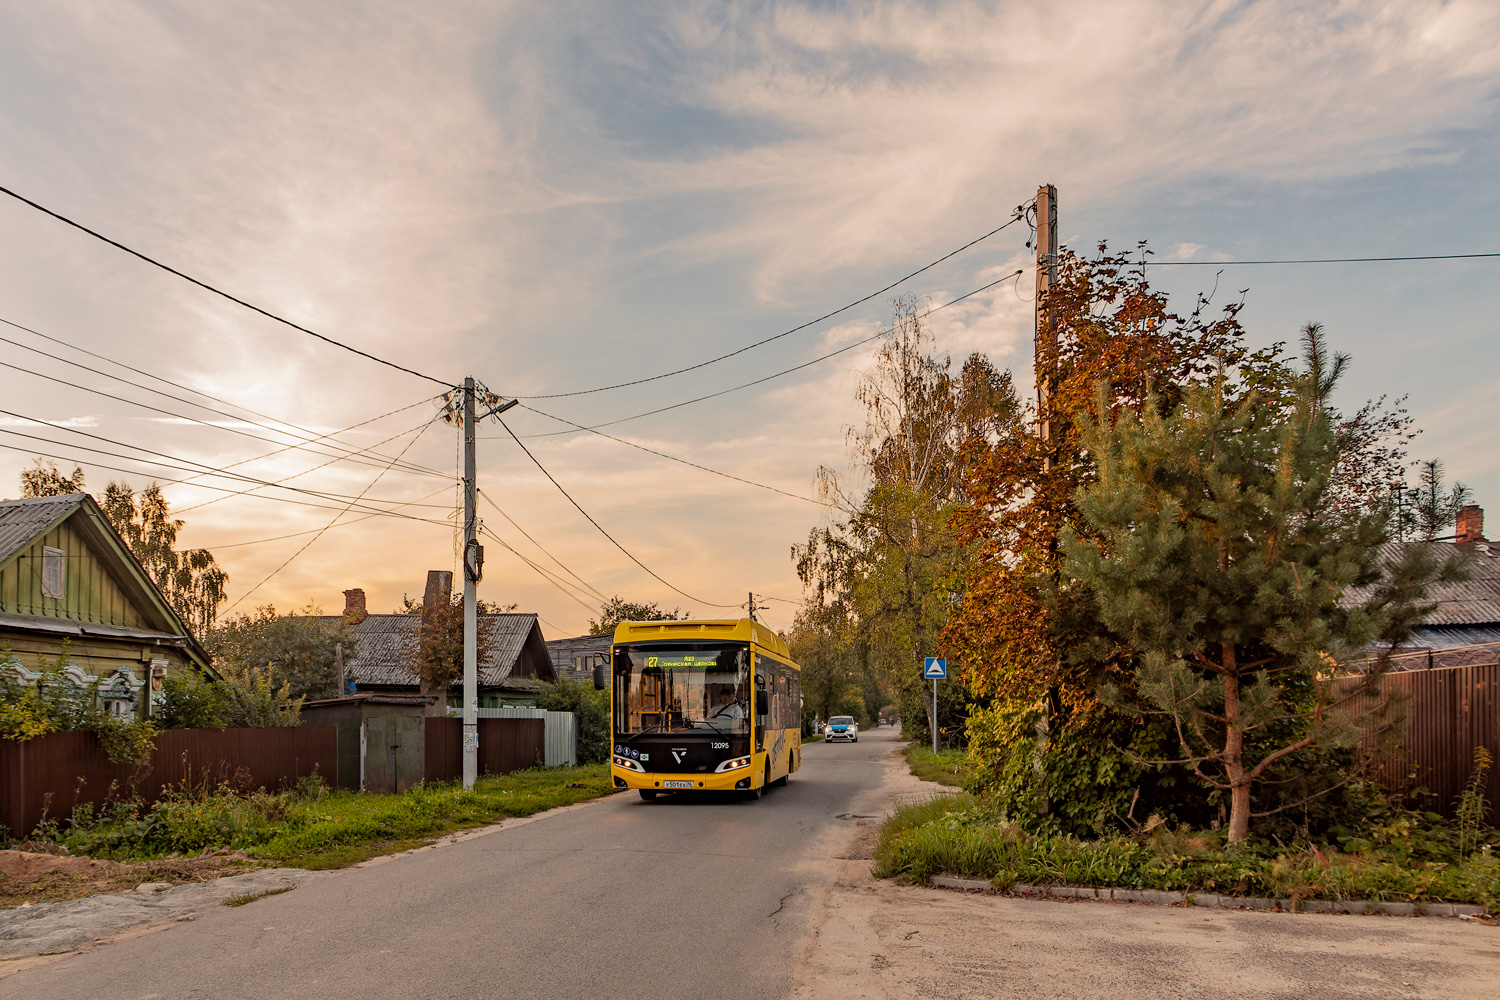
[18,764,618,874]
[902,743,974,787]
[258,765,616,869]
[871,796,1500,910]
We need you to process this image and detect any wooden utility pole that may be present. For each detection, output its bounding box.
[1034,184,1059,472]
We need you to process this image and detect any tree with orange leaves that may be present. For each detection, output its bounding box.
[944,246,1414,835]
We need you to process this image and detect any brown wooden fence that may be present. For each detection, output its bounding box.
[424,717,544,782]
[0,726,336,839]
[1339,663,1500,825]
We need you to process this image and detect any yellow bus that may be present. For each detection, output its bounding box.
[599,618,801,800]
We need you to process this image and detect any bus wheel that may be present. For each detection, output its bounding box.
[638,789,658,801]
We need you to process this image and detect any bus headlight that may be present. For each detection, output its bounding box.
[614,755,645,772]
[714,756,752,773]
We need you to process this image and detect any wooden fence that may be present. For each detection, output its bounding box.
[424,717,545,782]
[0,726,336,839]
[1339,663,1500,825]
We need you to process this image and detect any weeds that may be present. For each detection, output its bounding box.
[901,745,973,787]
[1456,747,1493,861]
[873,793,1500,909]
[22,765,617,869]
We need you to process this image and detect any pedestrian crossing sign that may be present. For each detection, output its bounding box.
[924,657,947,680]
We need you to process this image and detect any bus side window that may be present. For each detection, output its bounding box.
[775,667,788,729]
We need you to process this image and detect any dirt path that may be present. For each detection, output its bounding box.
[791,739,1500,1000]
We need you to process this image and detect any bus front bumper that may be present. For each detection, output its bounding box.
[612,765,759,792]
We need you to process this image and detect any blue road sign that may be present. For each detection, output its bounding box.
[924,657,947,680]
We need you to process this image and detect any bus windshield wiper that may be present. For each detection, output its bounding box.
[622,726,671,740]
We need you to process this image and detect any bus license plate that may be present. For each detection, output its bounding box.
[663,781,694,789]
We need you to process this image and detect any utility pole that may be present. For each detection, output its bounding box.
[443,377,516,792]
[1034,183,1059,473]
[746,592,760,622]
[1032,185,1059,809]
[461,377,479,791]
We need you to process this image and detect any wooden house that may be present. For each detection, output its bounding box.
[0,493,215,719]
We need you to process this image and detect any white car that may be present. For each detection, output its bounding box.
[824,716,858,742]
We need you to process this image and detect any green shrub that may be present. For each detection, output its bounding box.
[536,678,610,764]
[157,672,228,729]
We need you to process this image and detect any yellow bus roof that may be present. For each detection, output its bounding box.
[612,617,793,662]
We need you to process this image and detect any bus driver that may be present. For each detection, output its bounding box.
[708,689,744,720]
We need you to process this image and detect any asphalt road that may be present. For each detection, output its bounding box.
[2,726,899,1000]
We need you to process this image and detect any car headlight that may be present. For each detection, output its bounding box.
[613,755,644,772]
[714,755,752,773]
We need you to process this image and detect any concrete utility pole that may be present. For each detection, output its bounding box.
[746,592,760,623]
[450,377,517,791]
[462,377,479,790]
[1034,184,1059,472]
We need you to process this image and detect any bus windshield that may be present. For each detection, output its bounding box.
[614,643,750,737]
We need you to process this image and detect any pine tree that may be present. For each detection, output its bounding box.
[1061,330,1443,840]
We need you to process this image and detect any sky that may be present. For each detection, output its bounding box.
[0,1,1497,638]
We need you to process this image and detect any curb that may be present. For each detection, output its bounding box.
[926,875,1489,918]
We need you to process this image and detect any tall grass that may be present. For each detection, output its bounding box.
[24,765,617,869]
[873,804,1500,908]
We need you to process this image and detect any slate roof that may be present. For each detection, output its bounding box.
[313,612,555,689]
[1349,541,1500,627]
[0,494,83,566]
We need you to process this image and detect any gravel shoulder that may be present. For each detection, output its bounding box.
[791,734,1500,1000]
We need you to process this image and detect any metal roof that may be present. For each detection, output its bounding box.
[1347,541,1500,627]
[0,493,83,568]
[313,612,554,689]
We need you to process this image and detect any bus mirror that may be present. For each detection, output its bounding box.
[593,658,606,691]
[756,690,769,715]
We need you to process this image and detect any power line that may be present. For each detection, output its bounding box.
[516,207,1033,399]
[0,436,455,527]
[479,524,601,615]
[0,315,451,479]
[0,414,452,520]
[207,485,457,549]
[224,416,442,611]
[0,184,454,388]
[497,405,834,509]
[0,352,450,482]
[493,417,740,609]
[521,270,1022,439]
[477,488,609,602]
[171,418,446,515]
[0,314,450,482]
[1147,252,1500,266]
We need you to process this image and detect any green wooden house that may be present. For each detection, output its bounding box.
[0,492,215,720]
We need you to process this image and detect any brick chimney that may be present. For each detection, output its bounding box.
[342,588,368,624]
[1455,505,1485,544]
[422,570,453,612]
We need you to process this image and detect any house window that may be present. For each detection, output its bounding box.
[41,546,65,599]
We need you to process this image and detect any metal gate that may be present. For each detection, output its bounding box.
[362,716,425,793]
[475,709,577,767]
